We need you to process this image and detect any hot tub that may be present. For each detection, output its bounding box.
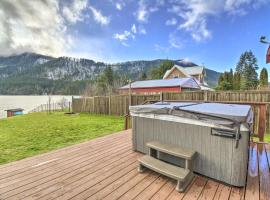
[130,102,253,187]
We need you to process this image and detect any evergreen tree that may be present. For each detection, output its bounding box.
[104,66,114,85]
[159,60,174,76]
[95,67,115,95]
[233,72,241,90]
[218,74,224,85]
[217,70,233,90]
[150,60,174,79]
[228,69,233,85]
[236,51,258,90]
[259,68,268,87]
[150,68,160,79]
[140,72,147,80]
[96,74,108,94]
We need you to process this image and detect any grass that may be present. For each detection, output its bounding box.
[0,112,124,165]
[252,133,270,143]
[263,134,270,142]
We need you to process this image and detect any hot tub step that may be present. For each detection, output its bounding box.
[138,155,194,192]
[147,141,196,160]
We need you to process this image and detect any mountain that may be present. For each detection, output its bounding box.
[0,53,220,95]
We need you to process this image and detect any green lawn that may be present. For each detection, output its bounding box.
[0,112,124,165]
[263,134,270,142]
[252,133,270,143]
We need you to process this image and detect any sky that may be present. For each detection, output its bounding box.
[0,0,270,72]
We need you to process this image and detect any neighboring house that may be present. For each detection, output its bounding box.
[163,65,213,91]
[118,77,200,94]
[163,65,205,83]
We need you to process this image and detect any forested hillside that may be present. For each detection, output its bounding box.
[0,53,220,95]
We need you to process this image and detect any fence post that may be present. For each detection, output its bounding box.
[160,91,163,102]
[92,96,95,114]
[129,80,132,106]
[108,95,111,115]
[258,104,266,142]
[204,91,208,101]
[124,114,130,130]
[71,96,74,112]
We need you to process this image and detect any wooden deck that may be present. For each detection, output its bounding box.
[0,130,269,200]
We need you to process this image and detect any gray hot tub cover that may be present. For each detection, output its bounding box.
[129,102,253,127]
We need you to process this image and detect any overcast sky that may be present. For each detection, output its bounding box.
[0,0,270,72]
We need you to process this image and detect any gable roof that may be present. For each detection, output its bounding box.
[183,66,204,75]
[163,65,204,79]
[120,77,200,90]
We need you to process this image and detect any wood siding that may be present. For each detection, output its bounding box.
[164,67,204,83]
[164,67,188,79]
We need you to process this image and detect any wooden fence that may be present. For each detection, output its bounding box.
[30,102,72,113]
[73,90,270,141]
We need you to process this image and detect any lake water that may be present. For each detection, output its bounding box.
[0,96,73,118]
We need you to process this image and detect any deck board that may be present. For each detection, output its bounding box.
[213,184,231,200]
[182,176,207,200]
[0,130,269,200]
[0,142,131,189]
[133,176,168,200]
[0,131,130,174]
[245,143,259,200]
[258,143,270,200]
[198,179,219,200]
[1,148,134,199]
[150,179,175,200]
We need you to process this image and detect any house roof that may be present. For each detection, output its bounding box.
[120,77,200,89]
[163,65,205,79]
[200,85,214,91]
[183,66,204,75]
[5,108,24,112]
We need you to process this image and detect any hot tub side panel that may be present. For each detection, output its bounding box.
[132,116,249,187]
[231,130,250,186]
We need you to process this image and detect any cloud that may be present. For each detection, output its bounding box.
[168,32,183,49]
[113,24,136,42]
[170,1,218,41]
[114,31,132,41]
[138,26,147,34]
[131,24,137,34]
[136,0,148,22]
[114,24,146,46]
[154,32,183,52]
[166,18,177,26]
[63,0,87,24]
[135,0,159,23]
[89,6,110,25]
[115,1,125,10]
[168,0,269,42]
[0,0,78,57]
[116,3,122,10]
